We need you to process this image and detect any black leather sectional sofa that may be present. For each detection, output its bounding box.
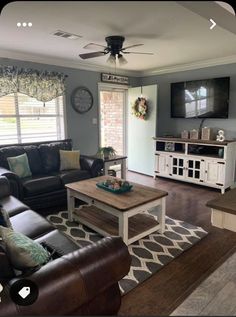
[0,139,103,211]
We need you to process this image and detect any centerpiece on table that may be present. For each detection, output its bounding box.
[96,178,133,194]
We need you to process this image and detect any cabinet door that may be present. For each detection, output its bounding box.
[155,153,170,176]
[170,155,185,179]
[204,160,225,186]
[185,158,205,182]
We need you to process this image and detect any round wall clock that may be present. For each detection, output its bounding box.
[71,86,93,114]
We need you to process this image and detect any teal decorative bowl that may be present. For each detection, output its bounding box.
[96,182,133,194]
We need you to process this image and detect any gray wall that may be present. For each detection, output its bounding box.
[141,63,236,139]
[0,58,140,154]
[1,57,235,153]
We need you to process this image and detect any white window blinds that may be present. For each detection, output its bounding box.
[0,93,65,145]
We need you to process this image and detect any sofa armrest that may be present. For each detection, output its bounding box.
[80,155,104,177]
[1,237,131,316]
[0,168,23,199]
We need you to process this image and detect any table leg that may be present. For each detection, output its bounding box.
[121,159,127,179]
[67,190,75,222]
[119,213,128,245]
[104,162,109,176]
[158,197,166,234]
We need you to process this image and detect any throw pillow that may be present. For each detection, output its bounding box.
[7,153,32,178]
[0,226,50,270]
[60,150,81,171]
[0,207,13,229]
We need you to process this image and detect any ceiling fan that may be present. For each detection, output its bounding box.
[79,35,154,65]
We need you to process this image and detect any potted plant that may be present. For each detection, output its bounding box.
[97,146,117,159]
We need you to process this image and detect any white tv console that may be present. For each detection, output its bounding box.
[153,137,236,194]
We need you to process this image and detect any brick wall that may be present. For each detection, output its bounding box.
[100,91,124,155]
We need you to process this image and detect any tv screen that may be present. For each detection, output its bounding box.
[171,77,230,118]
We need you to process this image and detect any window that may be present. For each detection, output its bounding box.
[0,93,65,145]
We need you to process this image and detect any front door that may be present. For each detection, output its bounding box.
[127,85,157,176]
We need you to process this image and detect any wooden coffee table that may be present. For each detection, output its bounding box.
[66,176,168,245]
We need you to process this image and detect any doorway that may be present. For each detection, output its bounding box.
[99,84,127,156]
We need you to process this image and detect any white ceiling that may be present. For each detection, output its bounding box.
[0,1,235,76]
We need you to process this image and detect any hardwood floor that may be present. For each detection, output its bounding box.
[119,172,236,316]
[171,252,236,316]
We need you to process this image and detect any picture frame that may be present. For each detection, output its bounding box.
[101,73,129,85]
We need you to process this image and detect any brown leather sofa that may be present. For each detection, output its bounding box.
[0,139,103,211]
[0,176,131,315]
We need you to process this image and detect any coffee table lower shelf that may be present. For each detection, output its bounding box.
[73,205,160,244]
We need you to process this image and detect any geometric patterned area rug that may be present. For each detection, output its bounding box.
[47,211,208,296]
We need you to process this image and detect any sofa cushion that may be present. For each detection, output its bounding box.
[35,229,79,256]
[24,145,44,175]
[22,175,62,197]
[7,153,32,178]
[0,146,25,169]
[0,226,50,271]
[0,195,29,217]
[39,141,72,173]
[59,169,91,185]
[10,209,53,239]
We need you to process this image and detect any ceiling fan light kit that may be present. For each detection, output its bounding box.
[107,53,116,65]
[79,35,153,65]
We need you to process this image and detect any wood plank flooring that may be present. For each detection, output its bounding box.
[171,251,236,316]
[118,172,236,316]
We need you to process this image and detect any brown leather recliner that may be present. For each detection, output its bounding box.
[0,176,131,315]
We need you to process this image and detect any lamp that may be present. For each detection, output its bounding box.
[118,53,127,65]
[107,53,116,65]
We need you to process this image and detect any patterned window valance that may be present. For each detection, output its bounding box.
[0,66,67,102]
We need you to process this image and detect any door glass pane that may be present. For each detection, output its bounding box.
[173,167,177,174]
[189,160,194,168]
[188,170,193,177]
[100,90,124,155]
[179,168,183,176]
[195,161,200,169]
[173,158,177,165]
[195,171,200,179]
[179,159,184,167]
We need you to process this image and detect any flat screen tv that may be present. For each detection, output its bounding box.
[171,77,230,118]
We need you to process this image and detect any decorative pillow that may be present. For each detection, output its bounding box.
[7,153,32,178]
[0,207,12,229]
[60,150,81,171]
[0,226,50,270]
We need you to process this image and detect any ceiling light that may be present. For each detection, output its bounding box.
[118,54,127,65]
[107,54,116,65]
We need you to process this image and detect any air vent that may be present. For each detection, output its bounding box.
[53,30,82,40]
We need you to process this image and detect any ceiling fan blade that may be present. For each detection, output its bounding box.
[123,51,154,55]
[79,51,105,59]
[83,43,107,50]
[122,44,144,50]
